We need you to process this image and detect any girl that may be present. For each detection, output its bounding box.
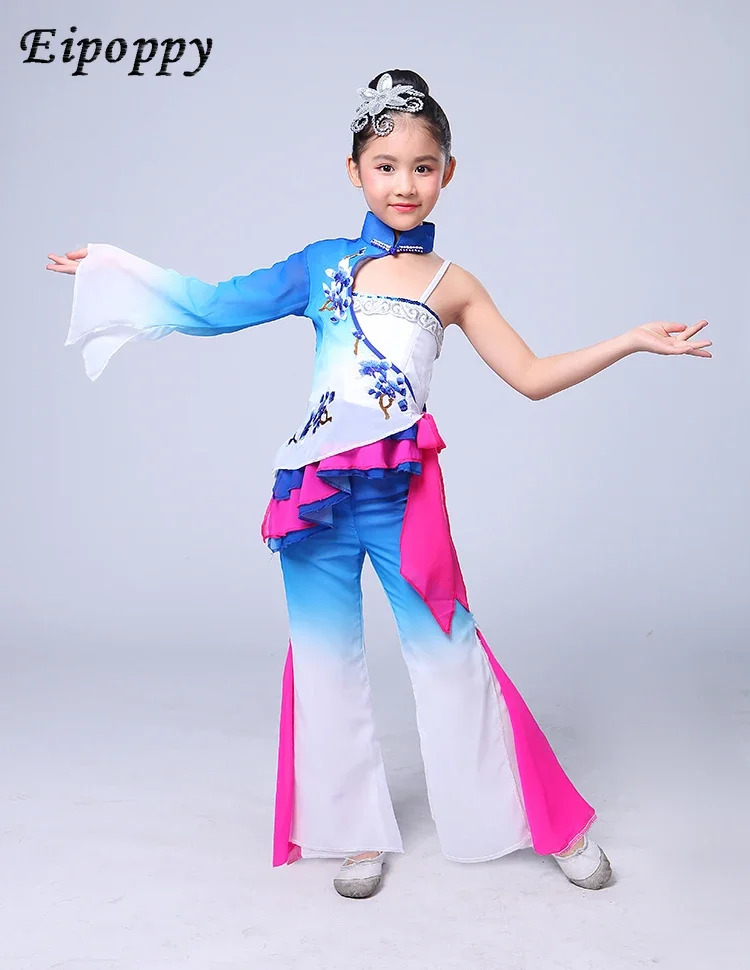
[47,69,711,900]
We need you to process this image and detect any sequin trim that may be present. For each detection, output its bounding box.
[370,238,426,253]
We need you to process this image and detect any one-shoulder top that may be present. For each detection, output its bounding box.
[65,209,451,474]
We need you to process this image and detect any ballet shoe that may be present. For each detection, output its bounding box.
[333,852,385,898]
[552,835,613,890]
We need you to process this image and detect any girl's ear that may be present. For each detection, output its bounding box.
[346,155,363,188]
[441,156,457,188]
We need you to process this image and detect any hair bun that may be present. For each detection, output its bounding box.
[369,69,430,98]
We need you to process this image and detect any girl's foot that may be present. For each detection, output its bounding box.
[552,835,612,890]
[333,851,385,898]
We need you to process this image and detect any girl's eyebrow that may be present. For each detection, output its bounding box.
[371,153,441,164]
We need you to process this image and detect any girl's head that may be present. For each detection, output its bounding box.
[346,70,456,232]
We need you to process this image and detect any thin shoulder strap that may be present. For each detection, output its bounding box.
[419,259,452,304]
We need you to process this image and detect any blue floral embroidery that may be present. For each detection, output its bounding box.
[349,304,416,416]
[287,391,335,444]
[358,359,409,418]
[319,248,366,324]
[320,256,354,323]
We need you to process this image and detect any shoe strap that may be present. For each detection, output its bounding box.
[553,835,589,860]
[343,852,383,867]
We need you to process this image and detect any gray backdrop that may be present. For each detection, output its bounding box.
[3,2,748,969]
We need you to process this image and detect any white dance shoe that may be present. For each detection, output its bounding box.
[333,852,385,898]
[552,835,612,890]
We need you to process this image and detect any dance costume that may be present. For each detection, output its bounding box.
[65,210,597,867]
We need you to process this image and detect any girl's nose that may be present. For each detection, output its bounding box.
[395,176,416,197]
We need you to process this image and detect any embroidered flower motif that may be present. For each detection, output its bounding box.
[287,391,335,444]
[320,257,354,323]
[350,73,425,137]
[358,359,409,418]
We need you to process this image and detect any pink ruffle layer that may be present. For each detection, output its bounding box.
[261,434,422,543]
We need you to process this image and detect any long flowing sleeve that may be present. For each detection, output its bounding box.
[64,242,311,381]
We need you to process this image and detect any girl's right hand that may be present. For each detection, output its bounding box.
[46,247,88,274]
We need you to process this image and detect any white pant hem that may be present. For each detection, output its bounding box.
[442,834,534,864]
[299,843,404,858]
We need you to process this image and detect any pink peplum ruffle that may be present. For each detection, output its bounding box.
[261,433,422,546]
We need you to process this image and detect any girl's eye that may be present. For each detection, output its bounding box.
[377,165,433,174]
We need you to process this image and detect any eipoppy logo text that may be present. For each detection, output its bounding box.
[20,27,212,77]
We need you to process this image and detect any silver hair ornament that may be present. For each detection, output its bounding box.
[350,73,425,136]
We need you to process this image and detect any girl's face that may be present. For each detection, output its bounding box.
[347,115,456,231]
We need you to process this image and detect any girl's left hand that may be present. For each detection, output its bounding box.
[629,319,712,357]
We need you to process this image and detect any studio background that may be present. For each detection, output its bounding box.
[2,2,748,968]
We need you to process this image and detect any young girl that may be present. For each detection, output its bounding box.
[47,69,711,900]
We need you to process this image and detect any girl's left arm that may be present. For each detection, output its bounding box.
[454,269,711,401]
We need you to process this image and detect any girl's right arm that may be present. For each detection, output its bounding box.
[47,242,311,381]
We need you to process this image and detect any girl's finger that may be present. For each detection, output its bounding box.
[48,253,77,266]
[66,248,88,259]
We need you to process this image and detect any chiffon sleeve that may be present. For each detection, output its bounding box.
[64,242,311,381]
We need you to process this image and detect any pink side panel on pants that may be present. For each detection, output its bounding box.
[273,644,301,867]
[475,628,595,855]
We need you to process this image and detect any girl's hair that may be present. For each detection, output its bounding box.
[351,69,452,164]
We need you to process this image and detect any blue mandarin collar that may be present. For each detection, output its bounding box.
[361,210,435,254]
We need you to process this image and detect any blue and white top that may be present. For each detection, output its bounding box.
[65,211,451,472]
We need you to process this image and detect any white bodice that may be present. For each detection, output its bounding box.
[272,262,450,472]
